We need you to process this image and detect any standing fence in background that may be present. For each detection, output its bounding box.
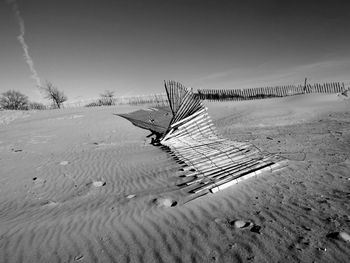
[197,82,347,101]
[61,93,169,108]
[50,82,348,109]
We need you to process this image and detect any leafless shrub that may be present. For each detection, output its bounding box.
[28,102,47,110]
[85,101,102,107]
[0,90,29,110]
[84,93,168,108]
[99,90,115,106]
[40,81,67,109]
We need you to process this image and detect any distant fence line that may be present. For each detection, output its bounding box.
[48,82,348,109]
[61,93,169,108]
[197,82,347,101]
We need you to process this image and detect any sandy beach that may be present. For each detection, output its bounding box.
[0,93,349,263]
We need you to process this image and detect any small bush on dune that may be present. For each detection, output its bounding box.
[29,102,47,110]
[0,90,29,110]
[99,90,115,106]
[84,90,116,107]
[85,101,102,107]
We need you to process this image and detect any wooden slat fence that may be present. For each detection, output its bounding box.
[160,81,287,200]
[60,94,169,108]
[197,82,346,101]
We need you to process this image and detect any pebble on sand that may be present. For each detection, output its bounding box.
[327,231,350,242]
[339,232,350,242]
[232,220,250,229]
[154,198,177,207]
[92,181,106,187]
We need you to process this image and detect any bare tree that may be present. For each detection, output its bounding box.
[0,90,29,110]
[99,90,115,106]
[41,81,67,109]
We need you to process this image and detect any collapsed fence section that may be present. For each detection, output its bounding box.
[119,81,288,202]
[160,81,287,200]
[197,82,347,101]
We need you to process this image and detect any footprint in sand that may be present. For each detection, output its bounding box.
[40,200,58,207]
[32,177,46,187]
[74,255,84,261]
[250,225,262,234]
[63,180,107,201]
[153,197,177,208]
[214,218,226,225]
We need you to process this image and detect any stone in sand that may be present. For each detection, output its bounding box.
[126,194,136,199]
[60,161,69,165]
[92,181,105,187]
[232,220,250,229]
[162,199,173,207]
[154,198,177,207]
[339,232,350,242]
[326,231,350,241]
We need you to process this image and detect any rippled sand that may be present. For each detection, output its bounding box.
[0,94,349,262]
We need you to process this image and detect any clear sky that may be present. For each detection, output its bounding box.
[1,0,350,103]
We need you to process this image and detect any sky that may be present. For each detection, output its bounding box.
[1,0,350,103]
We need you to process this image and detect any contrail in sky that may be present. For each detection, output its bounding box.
[8,0,42,87]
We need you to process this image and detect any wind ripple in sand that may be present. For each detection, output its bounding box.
[0,110,30,126]
[1,100,350,262]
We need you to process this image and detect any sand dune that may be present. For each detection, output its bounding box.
[0,94,349,262]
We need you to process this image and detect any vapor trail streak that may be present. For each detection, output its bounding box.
[8,0,42,87]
